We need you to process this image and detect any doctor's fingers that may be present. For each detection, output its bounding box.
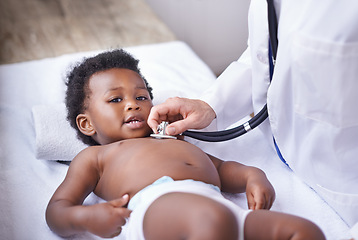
[161,98,216,134]
[148,97,216,135]
[148,100,183,133]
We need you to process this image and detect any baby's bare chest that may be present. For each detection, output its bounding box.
[94,139,219,200]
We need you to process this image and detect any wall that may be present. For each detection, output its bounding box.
[145,0,250,75]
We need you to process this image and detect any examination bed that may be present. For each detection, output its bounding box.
[0,41,351,239]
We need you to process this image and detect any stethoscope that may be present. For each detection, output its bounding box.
[152,0,278,142]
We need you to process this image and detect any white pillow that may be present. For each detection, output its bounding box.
[32,104,88,160]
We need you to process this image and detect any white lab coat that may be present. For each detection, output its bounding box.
[201,0,358,228]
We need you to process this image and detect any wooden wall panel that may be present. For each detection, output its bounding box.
[0,0,176,64]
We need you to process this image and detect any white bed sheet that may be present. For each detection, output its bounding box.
[0,41,351,239]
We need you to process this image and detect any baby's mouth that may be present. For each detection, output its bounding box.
[125,117,141,124]
[126,119,140,123]
[124,117,145,129]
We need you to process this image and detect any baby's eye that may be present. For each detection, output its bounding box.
[110,98,122,103]
[136,96,148,101]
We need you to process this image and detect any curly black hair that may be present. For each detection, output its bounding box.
[65,49,153,146]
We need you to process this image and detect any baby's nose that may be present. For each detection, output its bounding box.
[126,101,140,111]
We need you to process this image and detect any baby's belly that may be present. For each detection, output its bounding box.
[95,138,221,201]
[122,157,220,200]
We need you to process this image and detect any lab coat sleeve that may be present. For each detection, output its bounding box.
[200,47,253,130]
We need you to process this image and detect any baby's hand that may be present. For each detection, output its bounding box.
[85,194,132,238]
[245,170,275,210]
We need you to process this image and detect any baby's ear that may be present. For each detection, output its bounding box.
[76,114,95,136]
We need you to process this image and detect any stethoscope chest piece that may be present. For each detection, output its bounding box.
[150,121,177,139]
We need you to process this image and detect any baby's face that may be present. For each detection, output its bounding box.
[84,68,153,144]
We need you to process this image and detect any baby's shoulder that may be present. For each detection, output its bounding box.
[72,145,103,163]
[66,145,104,173]
[80,144,103,154]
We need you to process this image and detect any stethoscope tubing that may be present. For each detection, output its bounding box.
[182,104,268,142]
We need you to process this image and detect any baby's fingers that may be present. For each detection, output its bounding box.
[110,194,130,207]
[109,195,132,222]
[117,207,132,219]
[247,193,256,210]
[247,193,266,210]
[266,193,275,209]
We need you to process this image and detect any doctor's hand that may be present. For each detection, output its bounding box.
[84,194,131,238]
[148,97,216,136]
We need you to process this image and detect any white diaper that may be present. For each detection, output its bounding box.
[125,176,250,240]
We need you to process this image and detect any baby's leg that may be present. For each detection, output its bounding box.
[244,209,326,240]
[143,192,238,240]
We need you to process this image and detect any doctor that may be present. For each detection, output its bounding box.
[148,0,358,233]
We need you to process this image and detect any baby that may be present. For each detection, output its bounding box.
[46,49,325,240]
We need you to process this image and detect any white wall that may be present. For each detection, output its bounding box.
[145,0,250,75]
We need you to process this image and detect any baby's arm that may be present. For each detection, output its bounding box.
[208,154,275,210]
[45,147,131,238]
